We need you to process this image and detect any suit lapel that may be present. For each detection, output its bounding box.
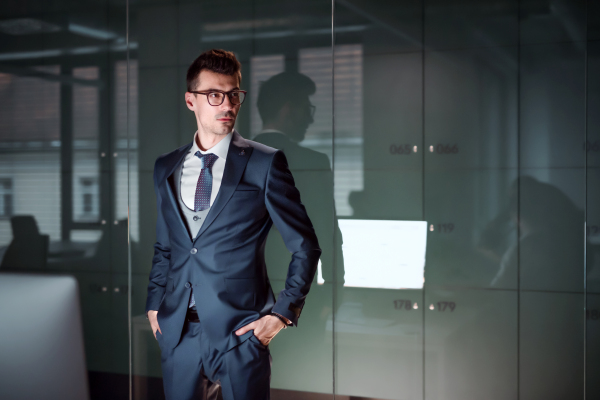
[161,143,193,241]
[193,129,253,243]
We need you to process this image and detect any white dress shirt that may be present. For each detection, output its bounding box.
[180,130,233,210]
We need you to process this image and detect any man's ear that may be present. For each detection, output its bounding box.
[185,92,196,111]
[278,101,292,119]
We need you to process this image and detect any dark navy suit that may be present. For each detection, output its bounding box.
[145,130,321,399]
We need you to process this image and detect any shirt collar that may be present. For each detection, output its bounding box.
[191,130,233,160]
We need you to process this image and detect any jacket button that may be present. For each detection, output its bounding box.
[190,248,197,254]
[185,282,191,289]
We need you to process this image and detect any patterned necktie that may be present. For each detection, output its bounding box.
[194,152,219,211]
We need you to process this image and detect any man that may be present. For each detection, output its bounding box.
[145,49,321,400]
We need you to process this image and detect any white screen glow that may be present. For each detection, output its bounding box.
[338,219,428,289]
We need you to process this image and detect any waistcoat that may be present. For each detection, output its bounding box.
[175,162,211,240]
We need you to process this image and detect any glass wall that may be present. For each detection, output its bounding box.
[128,0,336,396]
[0,0,131,396]
[0,0,597,399]
[333,1,596,399]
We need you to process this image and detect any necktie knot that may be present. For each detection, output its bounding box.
[195,151,219,170]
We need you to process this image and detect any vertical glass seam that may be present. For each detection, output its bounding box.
[583,1,588,399]
[517,1,521,399]
[331,0,336,398]
[126,0,133,398]
[421,1,426,399]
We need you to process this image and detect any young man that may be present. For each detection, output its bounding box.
[144,49,321,400]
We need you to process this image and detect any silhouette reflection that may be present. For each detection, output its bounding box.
[253,71,345,390]
[480,176,588,291]
[254,71,345,286]
[0,215,48,271]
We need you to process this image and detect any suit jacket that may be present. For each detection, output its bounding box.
[145,129,322,352]
[252,130,345,285]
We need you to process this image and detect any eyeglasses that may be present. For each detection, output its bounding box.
[308,104,316,118]
[189,90,247,106]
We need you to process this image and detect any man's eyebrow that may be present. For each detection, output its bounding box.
[201,87,240,91]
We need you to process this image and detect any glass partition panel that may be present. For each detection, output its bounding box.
[333,1,425,398]
[519,8,586,398]
[129,0,334,398]
[0,0,130,398]
[333,1,592,400]
[586,24,600,400]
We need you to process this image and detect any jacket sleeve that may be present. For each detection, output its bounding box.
[265,150,322,327]
[145,158,171,316]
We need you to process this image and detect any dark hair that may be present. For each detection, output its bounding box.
[186,49,242,92]
[257,72,316,123]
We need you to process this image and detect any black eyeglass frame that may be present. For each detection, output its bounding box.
[189,89,248,106]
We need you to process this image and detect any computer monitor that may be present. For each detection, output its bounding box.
[0,272,89,400]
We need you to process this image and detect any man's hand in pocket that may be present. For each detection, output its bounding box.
[148,310,161,339]
[234,315,285,346]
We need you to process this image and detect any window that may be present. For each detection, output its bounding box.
[78,177,98,221]
[250,55,285,137]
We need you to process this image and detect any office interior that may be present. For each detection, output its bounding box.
[0,0,599,399]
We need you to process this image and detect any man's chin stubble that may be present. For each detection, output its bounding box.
[201,121,234,136]
[210,125,234,135]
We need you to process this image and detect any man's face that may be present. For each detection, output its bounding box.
[185,69,241,137]
[282,96,314,143]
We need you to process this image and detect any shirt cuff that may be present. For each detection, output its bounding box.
[271,312,292,328]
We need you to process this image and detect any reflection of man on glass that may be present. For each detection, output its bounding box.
[253,72,344,288]
[482,176,585,290]
[144,49,321,400]
[253,72,345,387]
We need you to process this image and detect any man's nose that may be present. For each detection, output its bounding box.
[220,94,234,110]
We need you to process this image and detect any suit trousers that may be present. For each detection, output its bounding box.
[156,307,272,400]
